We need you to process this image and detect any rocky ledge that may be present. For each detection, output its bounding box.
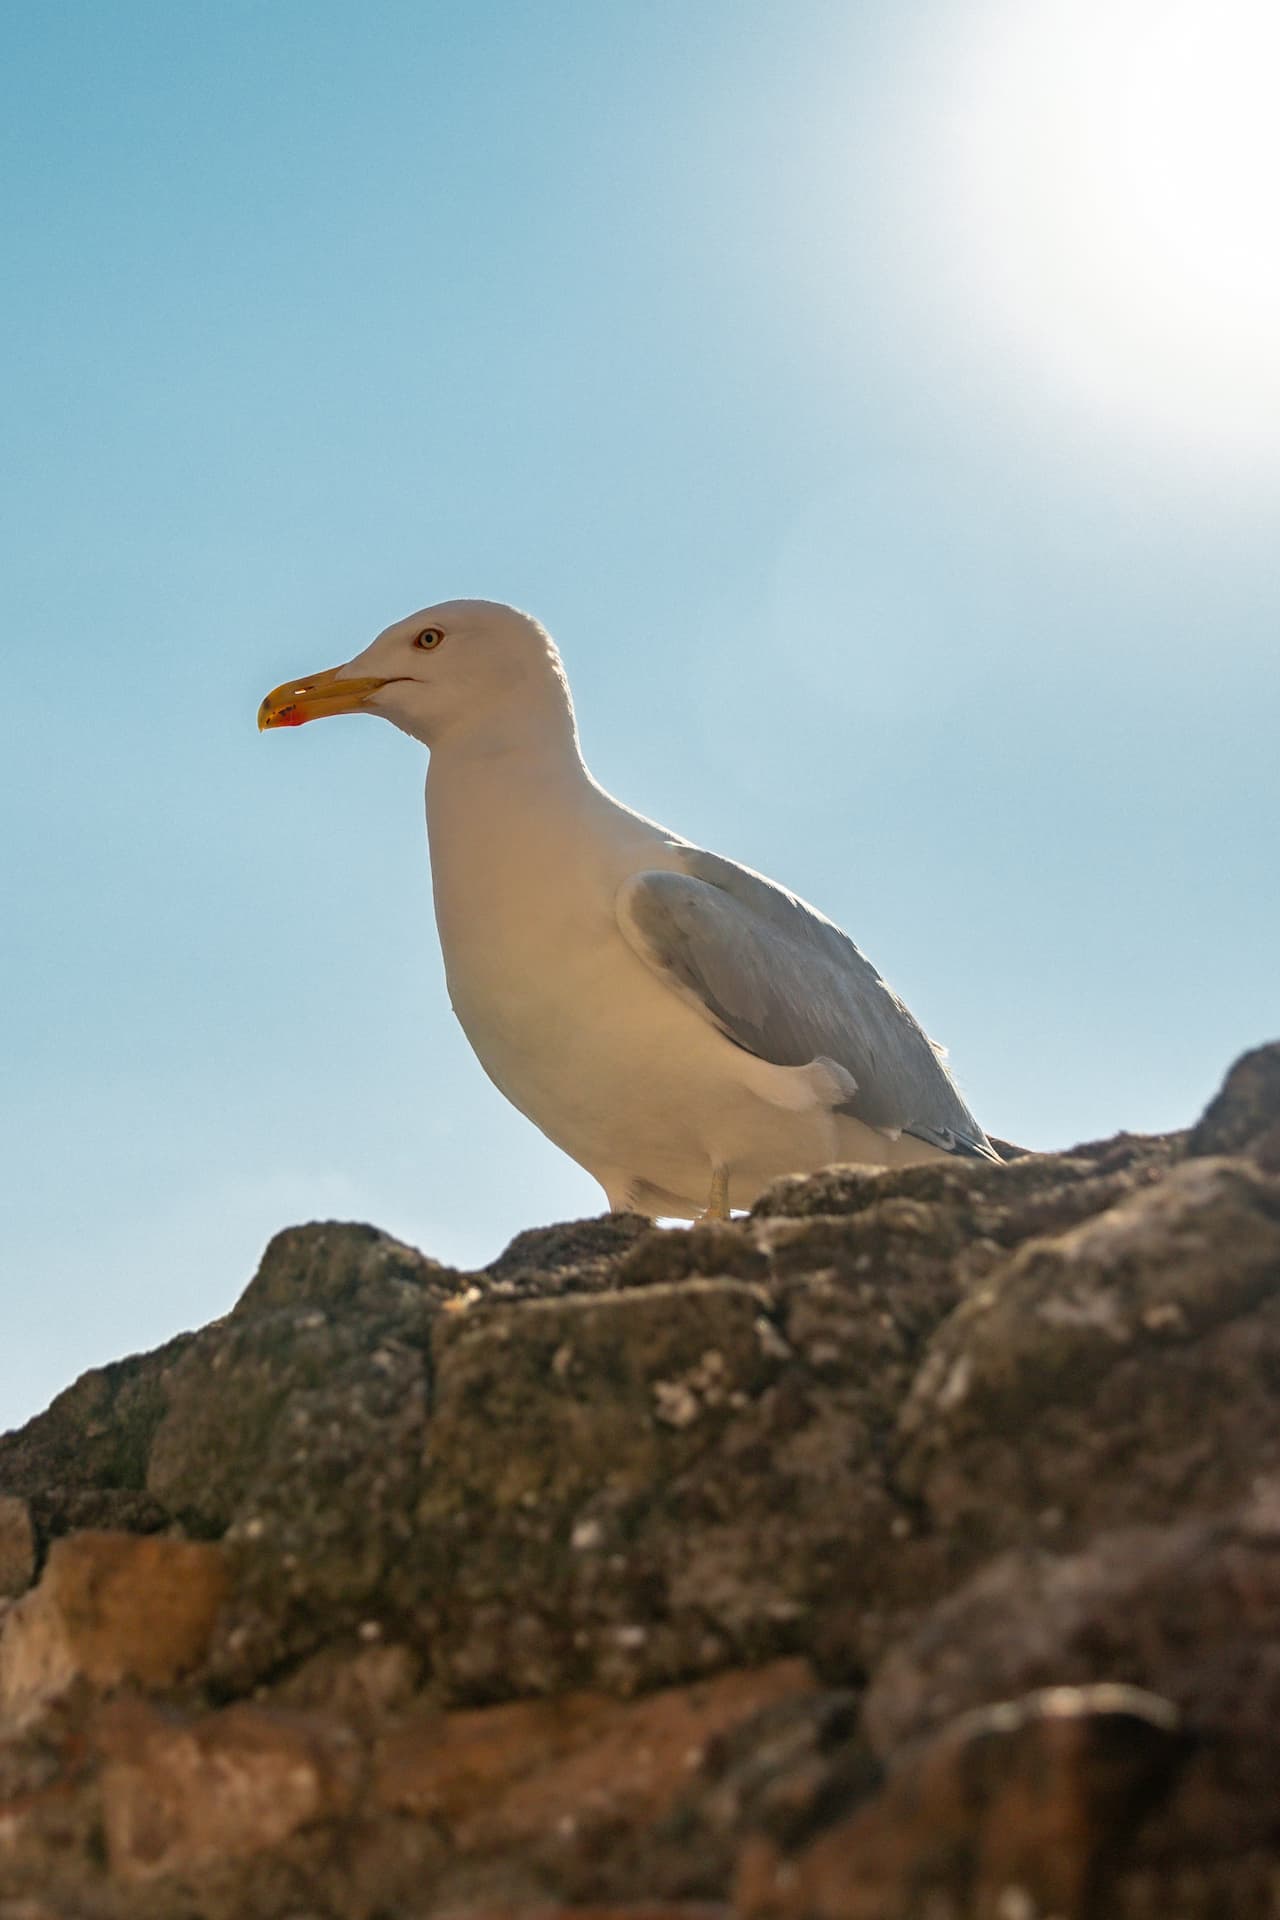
[2,1044,1280,1920]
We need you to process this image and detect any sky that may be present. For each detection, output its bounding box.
[2,0,1278,1431]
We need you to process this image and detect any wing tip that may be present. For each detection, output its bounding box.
[905,1123,1004,1164]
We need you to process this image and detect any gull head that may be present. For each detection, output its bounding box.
[258,598,572,748]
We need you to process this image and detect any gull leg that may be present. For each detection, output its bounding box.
[702,1164,730,1222]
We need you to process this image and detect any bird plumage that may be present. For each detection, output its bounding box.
[260,598,998,1218]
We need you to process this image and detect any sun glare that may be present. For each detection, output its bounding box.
[925,0,1280,462]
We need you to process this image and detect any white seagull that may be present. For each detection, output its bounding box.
[259,600,998,1219]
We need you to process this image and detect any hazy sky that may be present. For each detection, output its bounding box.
[3,0,1277,1430]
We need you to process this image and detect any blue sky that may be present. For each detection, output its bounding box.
[3,0,1277,1430]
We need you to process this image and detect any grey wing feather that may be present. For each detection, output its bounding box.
[617,845,997,1161]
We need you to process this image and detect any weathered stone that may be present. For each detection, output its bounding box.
[735,1686,1186,1920]
[95,1695,358,1882]
[0,1045,1276,1918]
[375,1659,814,1863]
[0,1334,192,1524]
[403,1279,791,1700]
[272,1635,424,1731]
[1186,1039,1280,1162]
[230,1218,456,1319]
[896,1157,1280,1552]
[411,1910,730,1920]
[394,1216,997,1705]
[204,1350,431,1693]
[615,1220,771,1289]
[0,1502,34,1600]
[659,1684,870,1899]
[425,1279,777,1510]
[0,1696,102,1904]
[864,1486,1280,1755]
[0,1902,81,1920]
[860,1478,1280,1895]
[481,1210,655,1295]
[20,1488,170,1550]
[750,1132,1178,1225]
[0,1531,228,1726]
[147,1222,448,1536]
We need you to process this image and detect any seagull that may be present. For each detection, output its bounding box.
[259,600,998,1219]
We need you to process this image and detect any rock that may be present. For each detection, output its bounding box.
[481,1210,656,1294]
[147,1222,452,1535]
[403,1278,791,1701]
[373,1658,815,1883]
[750,1132,1178,1226]
[230,1218,456,1319]
[735,1685,1186,1920]
[863,1485,1280,1754]
[860,1478,1280,1891]
[95,1696,360,1883]
[1186,1039,1280,1164]
[0,1336,192,1528]
[270,1635,425,1731]
[0,1499,34,1599]
[0,1531,228,1727]
[0,1045,1277,1917]
[0,1902,82,1920]
[895,1157,1280,1554]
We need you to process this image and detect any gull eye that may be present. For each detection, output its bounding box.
[413,626,445,651]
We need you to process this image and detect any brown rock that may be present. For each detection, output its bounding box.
[231,1218,457,1319]
[0,1044,1277,1918]
[863,1487,1280,1757]
[749,1134,1177,1226]
[147,1222,449,1535]
[433,1910,731,1920]
[0,1903,81,1920]
[421,1280,779,1520]
[860,1478,1280,1892]
[376,1659,815,1852]
[735,1686,1186,1920]
[690,1687,866,1854]
[402,1277,793,1701]
[430,1910,730,1920]
[95,1695,358,1882]
[1186,1040,1280,1162]
[0,1498,35,1599]
[0,1333,192,1554]
[0,1696,102,1903]
[481,1210,657,1295]
[272,1635,424,1731]
[0,1531,228,1725]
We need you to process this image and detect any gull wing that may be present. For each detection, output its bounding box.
[617,845,998,1160]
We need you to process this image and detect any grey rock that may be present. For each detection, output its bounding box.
[895,1156,1280,1554]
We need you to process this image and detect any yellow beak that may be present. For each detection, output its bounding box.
[257,667,390,731]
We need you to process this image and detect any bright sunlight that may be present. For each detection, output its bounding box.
[926,0,1280,462]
